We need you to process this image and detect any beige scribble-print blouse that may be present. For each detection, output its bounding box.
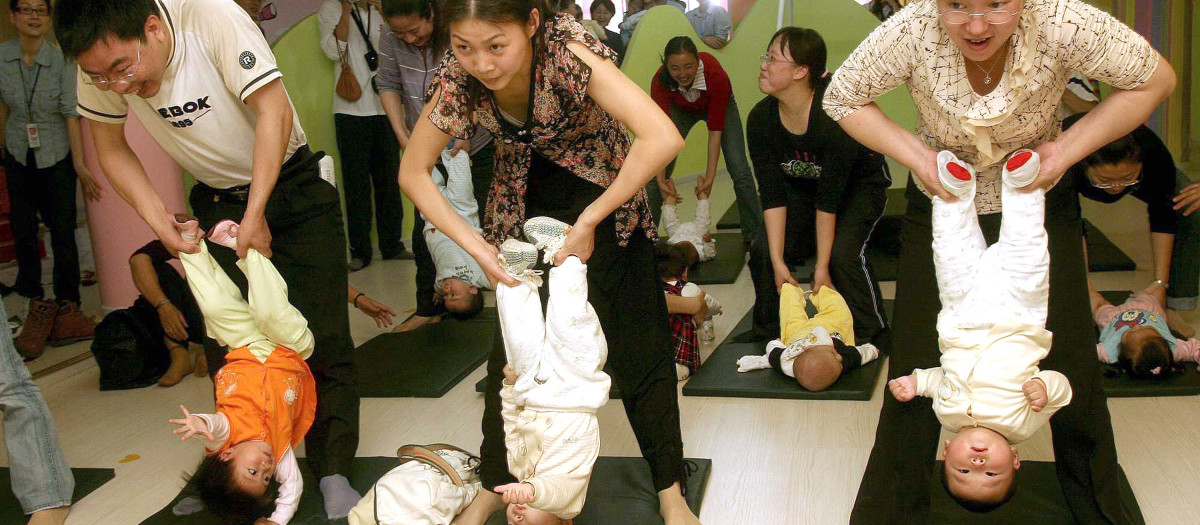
[823,0,1159,213]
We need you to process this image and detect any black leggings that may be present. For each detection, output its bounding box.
[477,153,686,493]
[850,179,1139,524]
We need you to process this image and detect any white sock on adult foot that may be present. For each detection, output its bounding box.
[319,474,361,519]
[858,343,880,365]
[1002,149,1040,188]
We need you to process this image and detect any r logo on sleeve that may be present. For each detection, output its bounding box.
[239,51,256,70]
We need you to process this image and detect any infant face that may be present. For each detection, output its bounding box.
[941,427,1019,504]
[506,503,567,525]
[221,440,275,496]
[441,278,478,313]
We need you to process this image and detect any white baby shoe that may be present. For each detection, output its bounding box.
[1002,149,1040,189]
[936,150,976,200]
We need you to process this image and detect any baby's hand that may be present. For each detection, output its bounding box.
[1023,378,1048,411]
[495,482,535,504]
[253,519,280,525]
[169,405,214,442]
[888,374,917,402]
[502,364,517,385]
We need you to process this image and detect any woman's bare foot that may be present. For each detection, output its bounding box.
[450,489,504,525]
[158,345,192,386]
[193,350,208,377]
[393,314,441,333]
[27,506,69,525]
[659,482,702,525]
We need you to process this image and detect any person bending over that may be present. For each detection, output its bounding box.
[888,151,1072,510]
[168,218,316,525]
[493,222,611,525]
[1090,290,1200,378]
[737,284,879,391]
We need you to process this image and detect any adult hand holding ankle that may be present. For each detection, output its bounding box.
[236,212,273,258]
[471,237,520,288]
[1022,140,1068,192]
[915,147,956,201]
[554,220,596,266]
[154,211,202,255]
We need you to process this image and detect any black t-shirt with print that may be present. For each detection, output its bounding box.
[747,94,890,216]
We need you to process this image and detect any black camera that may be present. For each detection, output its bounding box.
[364,49,378,72]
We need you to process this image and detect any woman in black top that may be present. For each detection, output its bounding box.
[1064,113,1199,325]
[746,27,891,347]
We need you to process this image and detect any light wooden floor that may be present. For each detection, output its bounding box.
[5,174,1200,524]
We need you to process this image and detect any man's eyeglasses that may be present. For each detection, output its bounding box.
[940,9,1019,25]
[13,5,50,16]
[1089,169,1142,189]
[83,44,142,88]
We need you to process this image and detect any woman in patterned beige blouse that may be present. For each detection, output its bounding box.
[823,0,1175,522]
[397,1,701,524]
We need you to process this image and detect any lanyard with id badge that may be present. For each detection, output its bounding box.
[20,63,43,149]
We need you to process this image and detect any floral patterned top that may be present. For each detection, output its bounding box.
[823,0,1159,214]
[427,13,656,246]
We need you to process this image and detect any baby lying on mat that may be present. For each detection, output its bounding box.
[889,151,1072,510]
[661,191,717,263]
[1091,290,1200,377]
[493,217,611,525]
[167,217,316,525]
[737,284,879,391]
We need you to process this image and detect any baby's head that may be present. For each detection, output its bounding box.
[506,503,573,525]
[441,277,484,319]
[792,345,843,391]
[655,241,699,282]
[940,427,1019,511]
[189,441,278,523]
[1118,325,1174,378]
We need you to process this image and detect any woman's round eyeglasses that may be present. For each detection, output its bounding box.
[1089,169,1142,189]
[759,53,792,65]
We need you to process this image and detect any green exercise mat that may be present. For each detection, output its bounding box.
[140,457,398,525]
[1095,290,1200,398]
[484,457,711,525]
[356,308,496,398]
[0,468,113,522]
[930,461,1142,524]
[689,233,748,285]
[716,204,740,230]
[682,311,885,400]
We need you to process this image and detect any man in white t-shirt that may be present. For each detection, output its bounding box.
[53,0,362,519]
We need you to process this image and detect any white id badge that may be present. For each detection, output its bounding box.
[26,123,40,149]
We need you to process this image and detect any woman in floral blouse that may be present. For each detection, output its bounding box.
[823,0,1175,522]
[397,1,700,524]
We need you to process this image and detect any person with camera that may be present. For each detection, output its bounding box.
[320,0,404,272]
